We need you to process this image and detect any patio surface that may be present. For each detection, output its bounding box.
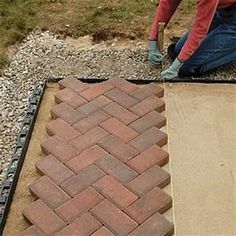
[21,78,174,235]
[3,80,235,236]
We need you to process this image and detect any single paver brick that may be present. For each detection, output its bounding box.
[126,166,170,196]
[46,118,80,142]
[127,145,169,173]
[103,102,138,125]
[58,77,88,93]
[22,200,66,235]
[54,88,87,109]
[73,110,110,134]
[98,135,139,162]
[77,95,111,116]
[21,226,44,236]
[109,78,138,93]
[129,127,168,152]
[105,88,138,108]
[41,136,78,163]
[129,83,164,100]
[67,145,107,173]
[91,226,115,236]
[70,127,108,152]
[93,175,138,209]
[29,176,70,209]
[95,154,138,183]
[56,187,104,223]
[79,81,114,101]
[130,96,165,117]
[129,111,166,133]
[36,155,74,184]
[91,200,138,235]
[129,212,174,236]
[51,102,85,125]
[60,165,105,196]
[125,187,172,223]
[56,213,102,236]
[100,118,138,143]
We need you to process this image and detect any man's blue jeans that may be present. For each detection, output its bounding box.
[174,4,236,75]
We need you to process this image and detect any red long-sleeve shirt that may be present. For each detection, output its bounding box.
[150,0,236,62]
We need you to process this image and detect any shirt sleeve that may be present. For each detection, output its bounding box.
[149,0,181,40]
[178,0,220,62]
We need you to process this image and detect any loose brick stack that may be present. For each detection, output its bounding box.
[22,78,174,236]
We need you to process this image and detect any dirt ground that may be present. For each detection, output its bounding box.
[165,83,236,235]
[0,0,195,72]
[3,83,59,236]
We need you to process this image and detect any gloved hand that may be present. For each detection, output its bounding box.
[148,40,164,64]
[161,58,183,80]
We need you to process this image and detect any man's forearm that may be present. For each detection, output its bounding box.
[149,0,182,40]
[178,0,219,62]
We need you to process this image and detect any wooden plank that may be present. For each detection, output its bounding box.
[158,22,165,53]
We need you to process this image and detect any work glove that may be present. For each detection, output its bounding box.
[161,58,183,80]
[148,40,164,64]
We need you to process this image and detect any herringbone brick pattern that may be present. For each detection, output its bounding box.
[22,78,174,236]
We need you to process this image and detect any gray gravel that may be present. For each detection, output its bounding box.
[0,31,235,187]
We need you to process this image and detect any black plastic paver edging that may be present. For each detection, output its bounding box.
[46,76,236,84]
[0,82,46,235]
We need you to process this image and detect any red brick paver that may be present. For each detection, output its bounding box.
[95,154,138,183]
[73,110,110,134]
[129,212,174,236]
[22,78,174,235]
[80,81,114,101]
[67,145,108,173]
[109,77,138,93]
[130,95,165,116]
[124,187,172,223]
[35,155,74,184]
[127,145,169,173]
[23,200,66,235]
[93,175,138,209]
[55,187,104,223]
[129,127,168,152]
[60,165,105,196]
[77,95,111,116]
[129,110,166,133]
[129,82,164,100]
[91,200,138,235]
[22,226,44,236]
[54,87,87,109]
[91,226,115,236]
[103,102,138,125]
[29,176,70,209]
[41,135,78,163]
[100,118,139,142]
[46,118,80,142]
[105,88,139,108]
[126,166,171,196]
[58,77,88,93]
[70,126,108,152]
[51,102,85,125]
[56,213,102,236]
[98,135,139,162]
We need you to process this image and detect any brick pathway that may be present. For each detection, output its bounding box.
[22,78,174,236]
